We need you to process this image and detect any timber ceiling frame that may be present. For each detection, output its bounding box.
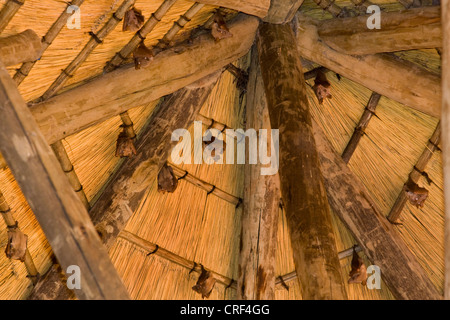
[0,0,447,300]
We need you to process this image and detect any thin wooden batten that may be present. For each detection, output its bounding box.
[13,0,85,85]
[388,122,441,223]
[294,13,441,118]
[0,0,25,33]
[440,0,450,300]
[0,190,39,284]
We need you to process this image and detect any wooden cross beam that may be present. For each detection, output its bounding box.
[295,13,441,118]
[0,30,42,66]
[28,71,221,300]
[257,22,348,300]
[0,60,129,300]
[317,6,441,55]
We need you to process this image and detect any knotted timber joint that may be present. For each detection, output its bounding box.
[5,221,28,262]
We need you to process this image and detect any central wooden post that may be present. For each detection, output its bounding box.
[257,23,347,300]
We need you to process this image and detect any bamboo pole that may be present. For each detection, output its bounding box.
[0,29,42,66]
[317,7,441,55]
[342,93,381,163]
[257,22,347,300]
[388,122,441,223]
[294,13,441,118]
[312,120,442,300]
[13,0,85,85]
[441,0,450,300]
[0,60,129,300]
[0,0,24,33]
[0,190,39,284]
[238,47,280,300]
[39,0,135,101]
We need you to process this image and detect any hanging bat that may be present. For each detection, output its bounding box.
[115,130,137,158]
[348,245,367,285]
[123,7,145,32]
[192,265,216,299]
[312,70,332,104]
[405,179,428,208]
[157,163,178,194]
[133,42,154,70]
[5,225,28,262]
[210,11,232,42]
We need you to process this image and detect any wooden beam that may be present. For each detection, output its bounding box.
[341,92,381,163]
[387,122,441,223]
[0,60,129,300]
[0,30,42,66]
[187,0,270,18]
[29,14,258,146]
[257,22,347,300]
[312,120,442,300]
[263,0,304,24]
[294,14,441,118]
[238,48,280,300]
[442,0,450,300]
[317,7,441,55]
[28,72,221,300]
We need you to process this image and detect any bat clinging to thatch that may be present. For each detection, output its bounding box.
[133,42,154,70]
[123,7,145,32]
[405,179,428,208]
[312,70,332,104]
[157,163,178,193]
[192,265,216,299]
[5,224,28,262]
[115,130,137,158]
[210,11,232,42]
[348,245,367,286]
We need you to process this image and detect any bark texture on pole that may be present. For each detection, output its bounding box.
[0,29,42,66]
[238,48,280,300]
[28,72,220,300]
[0,60,129,300]
[257,23,347,300]
[317,6,441,55]
[263,0,305,24]
[442,0,450,300]
[294,14,441,118]
[312,120,442,300]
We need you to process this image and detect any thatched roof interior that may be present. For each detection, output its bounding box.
[0,0,444,300]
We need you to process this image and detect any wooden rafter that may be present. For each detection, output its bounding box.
[388,122,441,223]
[0,60,129,300]
[317,6,441,55]
[295,13,441,118]
[441,0,450,300]
[263,0,305,24]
